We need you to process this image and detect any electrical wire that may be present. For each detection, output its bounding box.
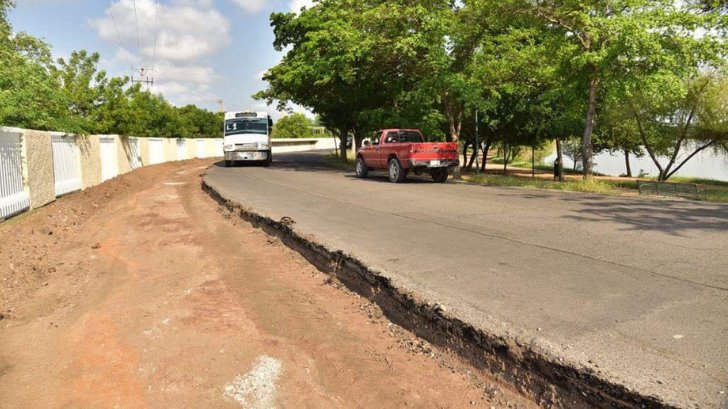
[132,0,143,60]
[108,1,126,52]
[151,0,159,71]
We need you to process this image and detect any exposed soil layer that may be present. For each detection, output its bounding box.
[0,160,535,408]
[203,178,676,409]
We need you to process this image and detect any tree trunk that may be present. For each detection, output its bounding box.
[467,144,477,169]
[582,75,599,178]
[556,137,564,182]
[462,140,469,168]
[503,145,509,175]
[338,128,349,162]
[480,141,491,172]
[531,145,535,179]
[624,150,632,178]
[445,99,463,179]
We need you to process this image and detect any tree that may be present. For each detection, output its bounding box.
[531,0,726,178]
[272,113,314,138]
[625,71,728,181]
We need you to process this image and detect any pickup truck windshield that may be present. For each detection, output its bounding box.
[385,131,423,143]
[225,119,268,136]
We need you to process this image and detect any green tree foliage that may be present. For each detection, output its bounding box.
[0,1,220,137]
[272,113,314,138]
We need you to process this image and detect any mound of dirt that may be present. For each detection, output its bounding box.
[0,159,213,320]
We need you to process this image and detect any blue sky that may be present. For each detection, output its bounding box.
[9,0,314,118]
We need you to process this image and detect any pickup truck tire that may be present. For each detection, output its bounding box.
[431,168,448,183]
[356,156,369,178]
[388,158,406,183]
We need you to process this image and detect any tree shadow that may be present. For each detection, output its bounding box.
[559,195,728,236]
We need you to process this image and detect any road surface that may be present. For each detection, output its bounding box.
[205,151,728,408]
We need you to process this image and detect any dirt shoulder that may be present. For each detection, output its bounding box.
[0,160,534,408]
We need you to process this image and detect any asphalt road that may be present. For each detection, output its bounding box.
[204,150,728,408]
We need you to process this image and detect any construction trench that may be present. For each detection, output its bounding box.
[202,179,671,409]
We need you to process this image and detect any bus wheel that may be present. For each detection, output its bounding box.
[224,160,232,167]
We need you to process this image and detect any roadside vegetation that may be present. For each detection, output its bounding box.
[0,1,221,138]
[256,0,727,184]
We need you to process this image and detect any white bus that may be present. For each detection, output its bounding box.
[223,110,273,167]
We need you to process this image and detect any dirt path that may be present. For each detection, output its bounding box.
[0,160,534,408]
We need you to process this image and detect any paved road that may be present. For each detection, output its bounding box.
[205,151,728,408]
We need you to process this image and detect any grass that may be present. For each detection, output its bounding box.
[469,174,617,194]
[323,151,356,170]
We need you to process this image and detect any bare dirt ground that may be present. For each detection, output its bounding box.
[0,160,535,408]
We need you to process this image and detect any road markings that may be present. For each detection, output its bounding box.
[224,355,283,408]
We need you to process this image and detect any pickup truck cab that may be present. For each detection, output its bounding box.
[356,129,459,183]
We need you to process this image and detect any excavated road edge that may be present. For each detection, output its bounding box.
[202,178,675,409]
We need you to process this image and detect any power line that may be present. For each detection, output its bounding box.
[108,1,126,52]
[151,0,159,70]
[132,0,143,59]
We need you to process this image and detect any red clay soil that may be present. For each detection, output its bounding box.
[0,160,535,408]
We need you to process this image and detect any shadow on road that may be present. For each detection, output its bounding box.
[561,196,728,236]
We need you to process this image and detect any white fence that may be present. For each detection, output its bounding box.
[51,133,81,197]
[127,137,142,169]
[196,139,206,158]
[0,129,30,218]
[177,139,187,160]
[149,138,165,165]
[99,137,119,182]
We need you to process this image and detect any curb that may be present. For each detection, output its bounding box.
[202,178,674,409]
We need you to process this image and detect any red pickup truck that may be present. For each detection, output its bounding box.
[356,129,459,183]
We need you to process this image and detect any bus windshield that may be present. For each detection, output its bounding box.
[224,119,268,136]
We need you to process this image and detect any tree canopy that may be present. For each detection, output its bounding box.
[0,2,221,138]
[257,0,727,178]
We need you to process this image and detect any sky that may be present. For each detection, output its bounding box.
[8,0,315,118]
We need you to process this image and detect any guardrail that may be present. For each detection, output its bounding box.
[637,180,699,199]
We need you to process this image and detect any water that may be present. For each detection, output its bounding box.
[544,146,728,181]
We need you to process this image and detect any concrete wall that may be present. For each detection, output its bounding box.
[23,130,56,209]
[116,135,133,175]
[78,135,102,189]
[1,128,334,220]
[139,137,150,167]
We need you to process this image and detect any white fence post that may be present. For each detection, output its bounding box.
[51,133,82,197]
[0,128,30,218]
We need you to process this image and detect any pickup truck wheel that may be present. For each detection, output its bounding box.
[356,156,369,178]
[388,158,406,183]
[431,168,448,183]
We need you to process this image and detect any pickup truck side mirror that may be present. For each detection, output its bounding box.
[363,140,371,147]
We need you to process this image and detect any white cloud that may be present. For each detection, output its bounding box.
[90,0,230,106]
[289,0,315,13]
[232,0,267,13]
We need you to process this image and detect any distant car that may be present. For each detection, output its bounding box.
[355,129,459,183]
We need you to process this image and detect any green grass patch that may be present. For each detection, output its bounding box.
[469,174,617,194]
[661,176,728,188]
[698,189,728,203]
[323,151,356,170]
